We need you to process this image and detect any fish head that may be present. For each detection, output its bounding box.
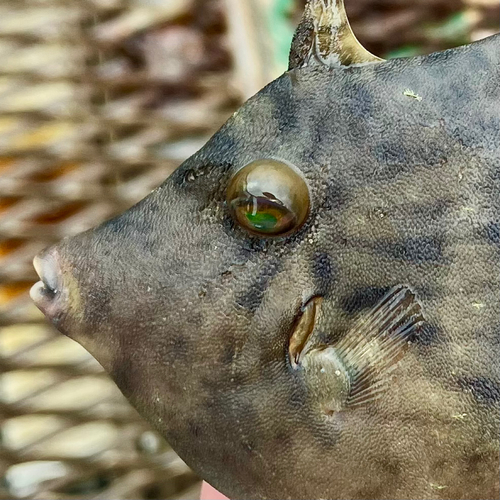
[31,1,500,498]
[30,68,336,493]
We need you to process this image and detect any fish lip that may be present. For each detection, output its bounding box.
[30,280,56,304]
[30,252,68,327]
[33,254,59,294]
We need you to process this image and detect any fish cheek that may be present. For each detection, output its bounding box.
[312,251,337,296]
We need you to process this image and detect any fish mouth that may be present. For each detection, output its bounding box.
[30,248,68,326]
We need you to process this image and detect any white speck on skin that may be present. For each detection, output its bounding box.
[403,89,422,101]
[430,483,448,491]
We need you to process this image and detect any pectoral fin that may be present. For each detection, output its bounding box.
[338,286,425,407]
[293,286,425,412]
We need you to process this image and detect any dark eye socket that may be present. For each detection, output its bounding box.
[226,159,310,237]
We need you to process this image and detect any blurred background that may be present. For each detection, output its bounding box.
[0,0,498,499]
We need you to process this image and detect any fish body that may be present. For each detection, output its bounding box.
[31,1,500,499]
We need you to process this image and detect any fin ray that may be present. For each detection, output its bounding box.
[336,286,425,408]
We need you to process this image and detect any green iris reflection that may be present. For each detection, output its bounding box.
[246,211,278,231]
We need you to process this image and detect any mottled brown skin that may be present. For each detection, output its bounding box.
[35,29,500,500]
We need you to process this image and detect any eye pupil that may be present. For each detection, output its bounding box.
[227,159,310,237]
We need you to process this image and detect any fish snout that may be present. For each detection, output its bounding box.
[31,246,69,327]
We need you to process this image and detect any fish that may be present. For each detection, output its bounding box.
[30,0,500,498]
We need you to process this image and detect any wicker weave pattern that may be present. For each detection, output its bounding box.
[0,1,234,498]
[0,1,497,498]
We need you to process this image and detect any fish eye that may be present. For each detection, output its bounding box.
[227,159,310,237]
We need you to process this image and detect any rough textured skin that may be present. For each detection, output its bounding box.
[35,26,500,500]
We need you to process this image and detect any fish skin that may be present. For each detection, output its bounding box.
[33,26,500,500]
